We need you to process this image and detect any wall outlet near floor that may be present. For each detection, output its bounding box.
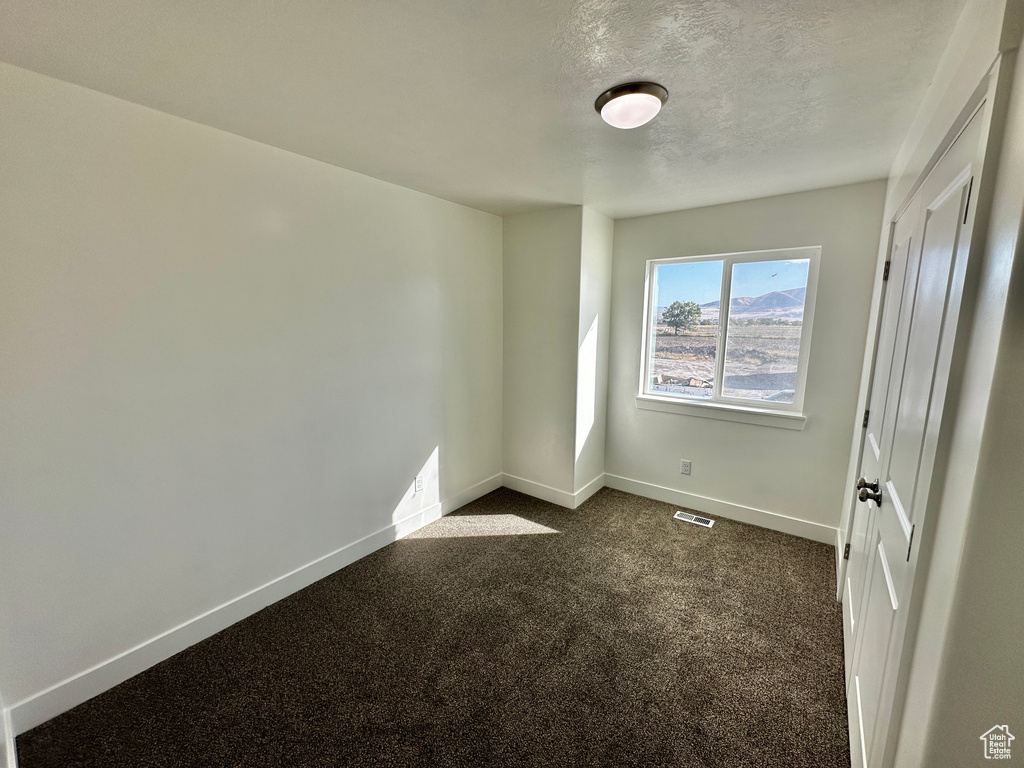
[414,474,425,493]
[680,460,692,475]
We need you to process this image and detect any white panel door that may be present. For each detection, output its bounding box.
[843,206,916,680]
[845,110,983,768]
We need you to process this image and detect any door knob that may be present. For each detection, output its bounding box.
[856,477,882,506]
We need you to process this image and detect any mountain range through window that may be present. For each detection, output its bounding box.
[646,254,814,405]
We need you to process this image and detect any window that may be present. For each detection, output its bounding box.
[639,247,819,417]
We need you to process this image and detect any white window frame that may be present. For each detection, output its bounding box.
[637,246,820,427]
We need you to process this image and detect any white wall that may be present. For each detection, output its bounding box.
[502,206,613,506]
[823,0,1024,762]
[605,181,886,539]
[836,0,1024,573]
[891,25,1024,766]
[921,164,1024,761]
[502,207,582,498]
[923,225,1024,760]
[574,208,613,495]
[0,61,503,729]
[885,0,1018,218]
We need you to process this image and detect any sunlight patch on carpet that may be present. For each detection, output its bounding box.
[407,514,559,538]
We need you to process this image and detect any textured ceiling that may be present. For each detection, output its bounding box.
[0,0,967,218]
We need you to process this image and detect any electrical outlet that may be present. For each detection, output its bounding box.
[680,460,692,475]
[414,474,425,492]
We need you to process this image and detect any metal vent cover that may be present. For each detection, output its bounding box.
[673,510,715,528]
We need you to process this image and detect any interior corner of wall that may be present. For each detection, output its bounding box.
[999,0,1024,51]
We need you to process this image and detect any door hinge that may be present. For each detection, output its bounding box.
[907,524,915,562]
[863,409,870,429]
[964,177,974,224]
[844,543,851,560]
[883,260,891,281]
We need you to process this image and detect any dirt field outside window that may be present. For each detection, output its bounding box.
[650,324,802,401]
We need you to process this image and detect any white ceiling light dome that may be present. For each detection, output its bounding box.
[595,82,669,129]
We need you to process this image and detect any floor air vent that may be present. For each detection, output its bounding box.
[673,510,715,528]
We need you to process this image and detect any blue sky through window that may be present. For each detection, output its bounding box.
[731,259,809,299]
[656,258,809,306]
[655,261,723,306]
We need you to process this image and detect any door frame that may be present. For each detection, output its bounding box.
[837,59,1004,600]
[838,54,1014,768]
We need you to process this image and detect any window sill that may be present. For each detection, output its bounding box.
[635,395,807,431]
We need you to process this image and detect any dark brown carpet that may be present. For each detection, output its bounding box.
[17,487,850,767]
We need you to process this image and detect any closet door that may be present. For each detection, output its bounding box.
[846,110,984,768]
[843,201,916,680]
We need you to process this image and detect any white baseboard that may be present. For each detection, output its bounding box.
[9,474,504,736]
[502,473,576,508]
[572,473,606,508]
[603,474,837,544]
[442,473,503,515]
[7,471,833,736]
[501,473,608,510]
[1,704,16,768]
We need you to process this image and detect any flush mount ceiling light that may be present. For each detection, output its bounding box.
[595,82,668,129]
